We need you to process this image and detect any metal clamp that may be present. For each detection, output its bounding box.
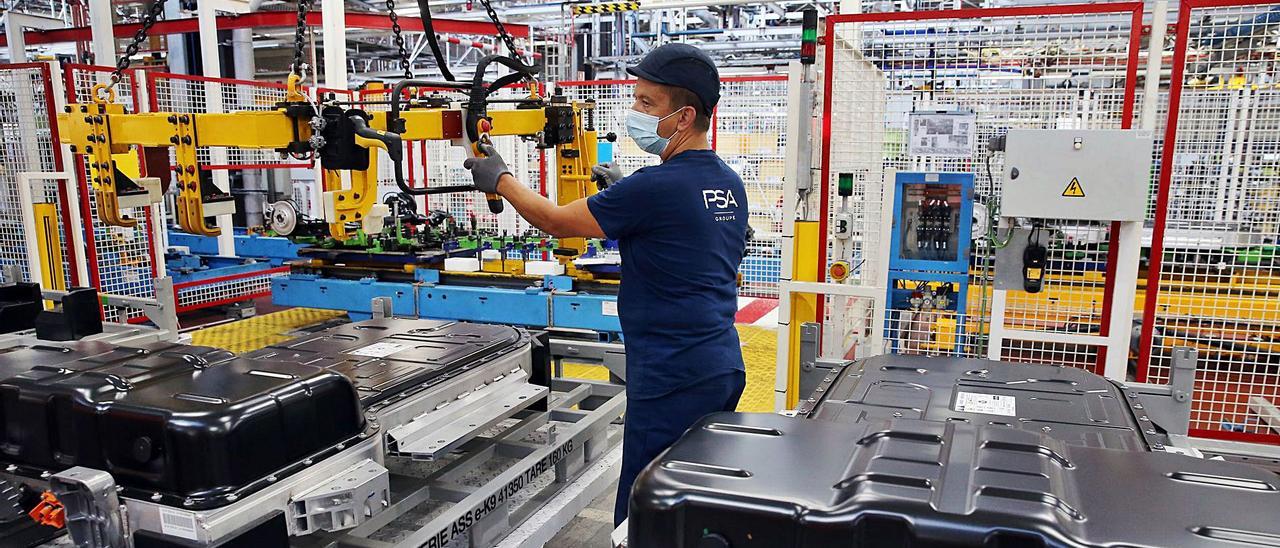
[50,467,130,548]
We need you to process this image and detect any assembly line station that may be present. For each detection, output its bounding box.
[0,0,1278,546]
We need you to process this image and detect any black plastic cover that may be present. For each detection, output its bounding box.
[0,342,364,509]
[0,340,140,379]
[245,318,528,406]
[0,283,40,334]
[799,354,1160,450]
[317,107,373,171]
[630,412,1280,548]
[34,287,103,341]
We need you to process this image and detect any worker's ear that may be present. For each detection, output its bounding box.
[674,105,697,132]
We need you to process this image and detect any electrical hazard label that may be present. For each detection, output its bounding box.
[1062,177,1086,197]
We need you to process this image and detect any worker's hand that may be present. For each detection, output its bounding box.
[463,143,512,194]
[591,162,623,188]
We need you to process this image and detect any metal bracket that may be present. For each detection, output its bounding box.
[41,278,179,341]
[386,373,549,460]
[50,467,130,548]
[115,177,162,210]
[799,322,820,373]
[371,296,393,319]
[1248,396,1280,435]
[549,337,627,382]
[1129,347,1196,437]
[0,264,20,285]
[286,458,390,536]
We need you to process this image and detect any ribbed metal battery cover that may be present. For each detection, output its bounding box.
[244,318,529,406]
[798,354,1164,450]
[630,412,1280,548]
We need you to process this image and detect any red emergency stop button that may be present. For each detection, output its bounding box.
[829,260,851,282]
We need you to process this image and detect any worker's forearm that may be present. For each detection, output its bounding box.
[496,174,564,234]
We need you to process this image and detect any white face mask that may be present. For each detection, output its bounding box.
[625,107,684,156]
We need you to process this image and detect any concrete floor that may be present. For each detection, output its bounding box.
[546,482,618,548]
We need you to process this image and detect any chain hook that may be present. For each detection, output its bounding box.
[92,83,116,104]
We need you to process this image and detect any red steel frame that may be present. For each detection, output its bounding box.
[0,11,526,48]
[818,3,1144,370]
[556,74,788,89]
[1135,0,1280,445]
[0,62,84,288]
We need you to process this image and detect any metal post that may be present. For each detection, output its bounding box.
[197,1,236,257]
[129,76,169,278]
[322,0,348,89]
[1103,0,1169,381]
[161,1,189,249]
[163,1,189,75]
[88,0,116,68]
[3,14,63,284]
[776,61,809,411]
[16,173,45,286]
[46,63,90,288]
[232,28,266,229]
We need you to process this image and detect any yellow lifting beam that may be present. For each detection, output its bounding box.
[57,84,599,240]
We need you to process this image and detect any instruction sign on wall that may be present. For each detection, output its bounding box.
[908,110,977,157]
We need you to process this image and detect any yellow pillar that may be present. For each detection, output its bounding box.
[786,220,819,408]
[34,202,66,304]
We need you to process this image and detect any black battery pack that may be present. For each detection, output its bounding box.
[798,354,1165,450]
[244,317,529,406]
[630,412,1280,548]
[0,343,364,510]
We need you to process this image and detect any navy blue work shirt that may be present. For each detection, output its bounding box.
[586,149,748,400]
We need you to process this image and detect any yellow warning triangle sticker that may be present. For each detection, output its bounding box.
[1062,177,1086,197]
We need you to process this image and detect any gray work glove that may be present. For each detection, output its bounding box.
[591,162,623,189]
[462,143,512,194]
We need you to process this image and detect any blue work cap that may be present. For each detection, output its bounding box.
[626,43,720,116]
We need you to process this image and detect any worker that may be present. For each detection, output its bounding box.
[462,43,749,525]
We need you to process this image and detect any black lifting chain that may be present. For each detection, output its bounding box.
[477,0,532,81]
[291,0,315,78]
[387,0,414,80]
[111,0,168,87]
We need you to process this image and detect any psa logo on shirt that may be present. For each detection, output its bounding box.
[702,189,739,222]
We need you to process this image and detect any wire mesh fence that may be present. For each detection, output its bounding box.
[560,76,791,297]
[820,5,1143,366]
[1143,0,1280,442]
[173,266,290,313]
[0,63,72,289]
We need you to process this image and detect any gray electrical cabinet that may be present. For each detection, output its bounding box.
[1000,129,1153,221]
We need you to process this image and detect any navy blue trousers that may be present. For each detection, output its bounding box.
[614,370,746,525]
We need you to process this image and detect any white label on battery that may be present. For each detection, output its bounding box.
[601,301,619,317]
[954,392,1016,416]
[158,507,199,541]
[349,341,409,358]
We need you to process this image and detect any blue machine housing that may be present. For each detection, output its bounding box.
[168,231,309,267]
[166,231,309,286]
[886,172,974,353]
[272,268,623,338]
